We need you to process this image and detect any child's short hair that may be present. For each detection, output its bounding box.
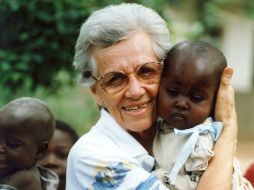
[163,40,227,87]
[55,119,79,144]
[0,97,55,143]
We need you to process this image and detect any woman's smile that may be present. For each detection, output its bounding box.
[122,102,149,112]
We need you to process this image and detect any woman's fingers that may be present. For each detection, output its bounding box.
[221,67,233,85]
[215,67,237,129]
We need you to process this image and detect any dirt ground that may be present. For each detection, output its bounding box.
[236,140,254,174]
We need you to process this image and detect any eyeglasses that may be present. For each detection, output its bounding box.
[86,61,164,94]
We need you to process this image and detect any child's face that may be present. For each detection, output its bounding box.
[158,56,217,130]
[38,129,74,189]
[0,124,38,177]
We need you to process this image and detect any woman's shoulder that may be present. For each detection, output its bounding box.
[69,125,122,160]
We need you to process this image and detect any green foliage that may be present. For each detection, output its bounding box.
[0,0,90,101]
[41,83,100,135]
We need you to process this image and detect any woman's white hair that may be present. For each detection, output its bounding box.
[74,3,170,87]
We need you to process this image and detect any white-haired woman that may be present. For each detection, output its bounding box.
[66,3,237,189]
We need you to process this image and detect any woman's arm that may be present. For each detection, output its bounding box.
[197,67,237,190]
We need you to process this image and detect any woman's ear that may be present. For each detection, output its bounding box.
[35,141,48,160]
[90,85,104,106]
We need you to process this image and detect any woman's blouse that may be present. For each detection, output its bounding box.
[66,109,168,190]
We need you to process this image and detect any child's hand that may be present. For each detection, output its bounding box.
[215,67,237,140]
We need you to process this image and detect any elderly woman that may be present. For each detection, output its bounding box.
[66,3,237,190]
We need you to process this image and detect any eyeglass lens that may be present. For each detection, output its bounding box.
[100,62,162,94]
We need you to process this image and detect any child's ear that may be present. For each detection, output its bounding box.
[35,141,48,160]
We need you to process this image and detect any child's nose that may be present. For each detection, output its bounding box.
[40,154,59,169]
[46,153,59,164]
[175,96,189,110]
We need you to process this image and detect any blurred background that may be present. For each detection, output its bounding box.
[0,0,253,172]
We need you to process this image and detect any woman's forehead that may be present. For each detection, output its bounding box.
[92,32,157,74]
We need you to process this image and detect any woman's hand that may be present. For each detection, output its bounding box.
[215,67,237,141]
[198,67,237,190]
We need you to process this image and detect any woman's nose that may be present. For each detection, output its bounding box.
[125,75,145,99]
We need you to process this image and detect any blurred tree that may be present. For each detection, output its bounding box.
[0,0,90,99]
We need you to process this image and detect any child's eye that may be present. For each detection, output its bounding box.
[167,88,179,97]
[6,138,22,148]
[56,151,69,159]
[191,94,205,103]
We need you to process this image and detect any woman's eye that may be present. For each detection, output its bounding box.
[103,72,127,87]
[6,138,22,148]
[138,66,155,77]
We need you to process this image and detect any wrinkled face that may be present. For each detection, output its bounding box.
[158,56,217,130]
[38,129,73,181]
[91,32,160,133]
[0,124,38,177]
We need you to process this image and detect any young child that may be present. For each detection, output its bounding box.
[38,120,79,190]
[0,97,59,190]
[153,41,253,189]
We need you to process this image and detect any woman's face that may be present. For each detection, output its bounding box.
[91,31,160,133]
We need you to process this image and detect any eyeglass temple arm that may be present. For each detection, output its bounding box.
[82,70,99,81]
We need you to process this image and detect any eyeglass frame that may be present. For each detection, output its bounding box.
[83,59,164,94]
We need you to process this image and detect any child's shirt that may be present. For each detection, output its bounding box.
[153,118,253,190]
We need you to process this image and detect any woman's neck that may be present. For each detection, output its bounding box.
[129,126,156,155]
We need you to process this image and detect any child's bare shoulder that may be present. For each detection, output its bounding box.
[2,168,42,190]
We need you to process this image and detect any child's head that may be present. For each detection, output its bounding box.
[0,97,55,177]
[158,41,227,130]
[38,120,78,190]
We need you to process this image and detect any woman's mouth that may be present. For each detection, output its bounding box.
[122,103,149,112]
